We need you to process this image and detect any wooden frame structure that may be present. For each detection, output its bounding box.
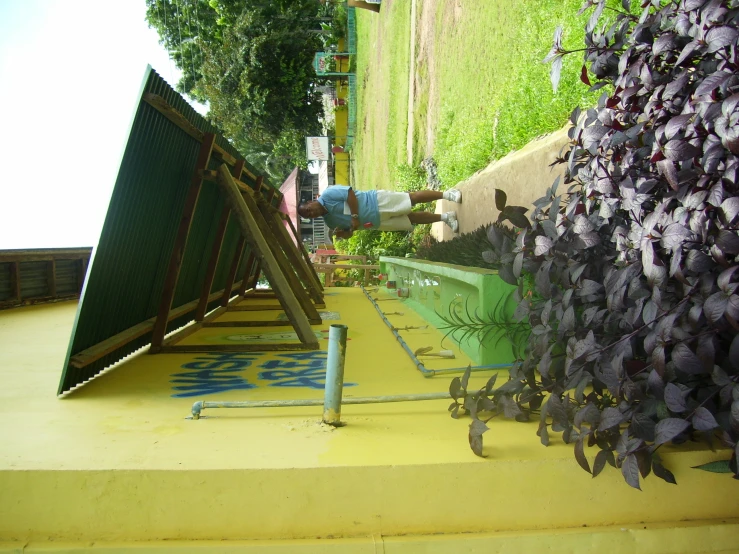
[153,163,325,354]
[0,248,92,310]
[58,68,327,395]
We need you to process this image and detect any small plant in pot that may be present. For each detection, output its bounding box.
[448,0,739,488]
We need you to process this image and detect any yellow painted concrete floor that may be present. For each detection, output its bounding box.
[0,289,738,552]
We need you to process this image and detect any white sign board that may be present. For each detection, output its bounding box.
[306,136,330,161]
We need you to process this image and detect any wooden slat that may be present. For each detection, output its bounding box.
[220,237,246,307]
[283,214,323,291]
[158,343,316,353]
[238,251,257,296]
[0,294,79,310]
[142,94,237,167]
[256,197,324,306]
[76,258,86,293]
[313,263,380,271]
[47,260,57,297]
[248,261,262,290]
[238,187,321,321]
[68,289,226,369]
[203,320,293,328]
[194,207,231,321]
[161,306,229,348]
[11,261,20,301]
[150,133,216,352]
[228,304,285,311]
[231,159,245,182]
[215,165,319,347]
[194,158,245,321]
[143,93,203,141]
[0,248,92,262]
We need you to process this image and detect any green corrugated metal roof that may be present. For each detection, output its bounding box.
[58,67,281,395]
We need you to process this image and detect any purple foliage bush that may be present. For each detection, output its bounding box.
[449,0,739,488]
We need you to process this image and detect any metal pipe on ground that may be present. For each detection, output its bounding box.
[190,392,451,419]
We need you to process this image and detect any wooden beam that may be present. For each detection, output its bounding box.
[143,93,203,141]
[220,237,246,307]
[0,248,92,263]
[1,294,79,311]
[11,261,20,301]
[238,251,257,296]
[319,254,367,262]
[194,207,231,321]
[142,93,237,167]
[283,214,323,291]
[161,305,229,348]
[228,304,285,311]
[76,258,86,293]
[47,260,57,297]
[215,164,319,347]
[194,160,243,322]
[247,198,321,318]
[248,261,262,290]
[313,263,380,271]
[237,185,322,320]
[203,320,293,328]
[150,133,216,353]
[158,343,317,353]
[255,197,324,306]
[69,289,226,369]
[232,159,245,182]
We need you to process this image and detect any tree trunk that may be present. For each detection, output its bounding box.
[347,0,381,13]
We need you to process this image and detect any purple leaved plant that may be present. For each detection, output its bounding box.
[449,0,739,488]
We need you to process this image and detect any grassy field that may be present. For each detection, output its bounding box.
[352,0,412,191]
[353,0,603,191]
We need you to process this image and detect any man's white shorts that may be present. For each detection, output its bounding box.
[376,190,413,231]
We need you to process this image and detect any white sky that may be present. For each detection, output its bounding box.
[0,0,206,249]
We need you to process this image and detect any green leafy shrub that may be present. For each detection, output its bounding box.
[395,163,427,193]
[334,229,415,259]
[416,222,516,269]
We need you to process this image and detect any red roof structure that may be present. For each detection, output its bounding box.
[278,167,299,244]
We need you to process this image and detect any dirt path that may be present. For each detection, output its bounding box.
[406,0,417,164]
[407,0,442,164]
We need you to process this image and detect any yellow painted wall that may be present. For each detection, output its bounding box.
[334,151,350,185]
[0,291,738,551]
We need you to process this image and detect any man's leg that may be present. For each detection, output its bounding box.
[408,191,443,205]
[408,211,458,232]
[407,212,441,224]
[408,189,462,206]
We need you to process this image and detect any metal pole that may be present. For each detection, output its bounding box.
[189,392,451,419]
[323,324,348,426]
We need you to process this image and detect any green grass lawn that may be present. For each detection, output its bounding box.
[353,0,604,190]
[353,0,412,191]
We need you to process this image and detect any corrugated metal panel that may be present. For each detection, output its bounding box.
[19,261,49,298]
[0,263,12,301]
[56,260,81,296]
[0,249,91,309]
[58,67,271,395]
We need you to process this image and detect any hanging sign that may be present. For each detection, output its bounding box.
[313,52,337,75]
[306,136,330,161]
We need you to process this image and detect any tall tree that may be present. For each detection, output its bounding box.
[146,0,324,179]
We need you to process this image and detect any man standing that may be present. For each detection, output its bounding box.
[297,186,462,236]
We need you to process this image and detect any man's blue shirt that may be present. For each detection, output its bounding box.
[317,186,380,229]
